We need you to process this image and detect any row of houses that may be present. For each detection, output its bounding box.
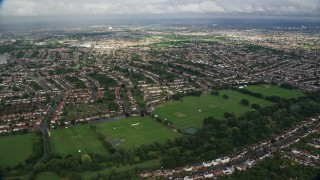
[140,157,231,178]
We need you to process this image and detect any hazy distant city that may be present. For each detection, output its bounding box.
[0,0,320,179]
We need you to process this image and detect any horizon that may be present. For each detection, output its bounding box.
[0,0,319,18]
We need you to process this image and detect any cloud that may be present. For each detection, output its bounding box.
[178,1,225,13]
[0,0,319,17]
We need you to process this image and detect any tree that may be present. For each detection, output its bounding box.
[172,92,184,100]
[265,96,282,103]
[289,104,302,116]
[203,116,220,126]
[181,138,191,149]
[280,83,295,90]
[224,112,233,118]
[240,99,250,106]
[245,110,261,120]
[223,94,229,100]
[211,90,219,96]
[33,163,46,173]
[187,90,203,97]
[162,156,177,169]
[204,150,218,160]
[273,108,288,121]
[81,154,92,166]
[252,104,261,110]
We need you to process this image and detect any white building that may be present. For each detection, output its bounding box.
[183,166,193,172]
[212,159,220,166]
[223,166,235,175]
[184,176,193,180]
[204,172,214,178]
[220,156,230,164]
[203,161,213,167]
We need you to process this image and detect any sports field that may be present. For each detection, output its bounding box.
[154,90,273,130]
[245,85,304,99]
[50,117,178,155]
[50,125,107,156]
[96,117,179,149]
[0,133,36,167]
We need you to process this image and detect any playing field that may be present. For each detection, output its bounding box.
[245,85,304,99]
[0,133,35,167]
[50,125,107,156]
[96,117,179,149]
[50,117,178,155]
[154,90,273,130]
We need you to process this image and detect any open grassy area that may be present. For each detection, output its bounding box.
[245,84,304,99]
[96,117,179,149]
[50,117,178,155]
[36,172,61,180]
[50,125,107,156]
[154,90,273,130]
[0,133,35,167]
[81,159,160,179]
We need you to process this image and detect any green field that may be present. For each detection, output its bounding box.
[50,125,107,156]
[95,117,179,149]
[0,133,36,167]
[36,172,61,180]
[245,85,304,99]
[154,90,273,130]
[50,117,178,155]
[81,159,160,179]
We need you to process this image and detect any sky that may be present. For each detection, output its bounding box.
[0,0,319,17]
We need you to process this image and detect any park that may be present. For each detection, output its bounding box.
[154,89,273,131]
[49,117,178,156]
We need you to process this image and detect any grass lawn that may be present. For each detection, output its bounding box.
[81,159,160,179]
[96,117,179,149]
[49,125,107,156]
[154,90,273,130]
[0,133,35,167]
[36,172,61,180]
[245,84,304,99]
